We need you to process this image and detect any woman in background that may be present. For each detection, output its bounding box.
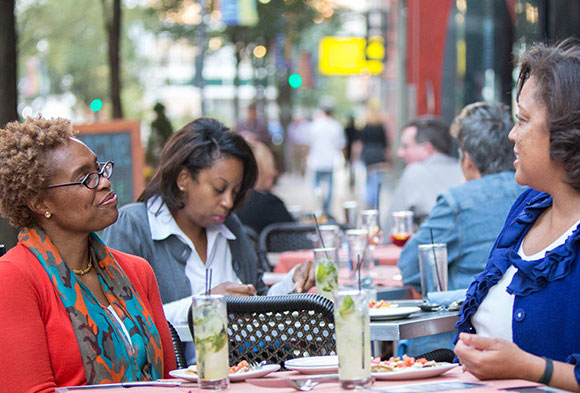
[237,141,295,235]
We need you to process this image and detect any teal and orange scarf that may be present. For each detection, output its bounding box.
[19,227,164,384]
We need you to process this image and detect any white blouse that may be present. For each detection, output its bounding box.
[471,218,580,341]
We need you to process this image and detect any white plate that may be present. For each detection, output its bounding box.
[284,355,338,374]
[169,364,281,382]
[369,306,421,321]
[372,362,458,380]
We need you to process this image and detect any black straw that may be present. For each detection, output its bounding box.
[357,254,362,292]
[429,229,443,292]
[205,268,213,296]
[312,214,330,259]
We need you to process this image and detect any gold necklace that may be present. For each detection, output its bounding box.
[72,254,93,276]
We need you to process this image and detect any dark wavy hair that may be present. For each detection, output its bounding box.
[516,38,580,190]
[139,117,258,214]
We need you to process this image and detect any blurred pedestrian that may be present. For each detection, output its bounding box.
[235,102,270,144]
[146,102,173,168]
[359,105,390,209]
[287,113,310,177]
[305,106,346,215]
[344,115,359,190]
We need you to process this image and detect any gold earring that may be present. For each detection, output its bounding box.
[44,211,52,219]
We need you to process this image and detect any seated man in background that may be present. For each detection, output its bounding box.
[237,141,295,235]
[385,116,464,234]
[397,102,525,355]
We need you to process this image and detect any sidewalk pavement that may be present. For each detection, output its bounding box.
[272,162,395,226]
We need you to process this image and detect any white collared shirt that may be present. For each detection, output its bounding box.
[147,197,296,326]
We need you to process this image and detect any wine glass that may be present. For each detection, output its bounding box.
[390,211,414,247]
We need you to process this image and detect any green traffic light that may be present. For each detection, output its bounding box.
[288,73,303,88]
[90,99,103,112]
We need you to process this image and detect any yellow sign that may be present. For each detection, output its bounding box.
[318,36,384,76]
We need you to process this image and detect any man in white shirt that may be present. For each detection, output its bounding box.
[385,116,464,234]
[305,106,346,215]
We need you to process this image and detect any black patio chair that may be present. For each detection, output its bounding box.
[258,222,317,254]
[167,320,188,369]
[188,294,335,369]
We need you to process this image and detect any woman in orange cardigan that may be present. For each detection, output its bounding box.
[0,118,176,392]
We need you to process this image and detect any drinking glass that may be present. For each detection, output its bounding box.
[343,200,359,228]
[333,289,372,389]
[360,209,382,246]
[390,210,414,247]
[313,224,341,249]
[345,229,372,288]
[313,247,339,300]
[418,243,448,299]
[191,295,230,390]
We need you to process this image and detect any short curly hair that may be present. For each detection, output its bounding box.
[516,38,580,191]
[0,117,77,228]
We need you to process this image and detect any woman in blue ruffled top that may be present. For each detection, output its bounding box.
[454,39,580,392]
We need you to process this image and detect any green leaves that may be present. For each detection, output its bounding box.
[339,295,355,319]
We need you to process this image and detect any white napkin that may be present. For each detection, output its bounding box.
[426,288,467,306]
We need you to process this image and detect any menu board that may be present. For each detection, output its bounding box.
[74,120,144,207]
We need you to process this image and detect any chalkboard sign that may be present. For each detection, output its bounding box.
[74,120,144,207]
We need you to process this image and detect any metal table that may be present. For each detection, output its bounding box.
[176,300,458,345]
[369,300,459,356]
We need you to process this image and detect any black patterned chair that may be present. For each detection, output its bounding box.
[167,320,188,369]
[188,294,335,369]
[258,222,316,254]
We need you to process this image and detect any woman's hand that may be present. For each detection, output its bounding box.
[210,282,256,296]
[292,260,316,293]
[455,332,542,381]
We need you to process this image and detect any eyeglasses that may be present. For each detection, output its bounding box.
[47,161,114,190]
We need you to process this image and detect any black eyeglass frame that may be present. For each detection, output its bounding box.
[46,161,114,190]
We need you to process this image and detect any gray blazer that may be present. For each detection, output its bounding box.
[102,201,268,303]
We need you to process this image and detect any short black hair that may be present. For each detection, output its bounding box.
[403,116,453,156]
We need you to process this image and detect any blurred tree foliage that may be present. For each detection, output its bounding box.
[17,0,161,120]
[151,0,345,130]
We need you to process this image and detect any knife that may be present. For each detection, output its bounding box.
[55,380,196,391]
[246,373,339,388]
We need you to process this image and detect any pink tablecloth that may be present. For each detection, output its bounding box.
[273,245,401,274]
[63,366,541,393]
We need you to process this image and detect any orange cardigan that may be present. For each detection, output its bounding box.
[0,243,177,393]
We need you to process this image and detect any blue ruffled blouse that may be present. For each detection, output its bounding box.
[455,188,580,384]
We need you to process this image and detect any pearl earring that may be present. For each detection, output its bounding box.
[44,211,52,219]
[179,186,185,191]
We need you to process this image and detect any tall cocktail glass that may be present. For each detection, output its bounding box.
[192,294,230,390]
[313,247,339,300]
[360,209,382,246]
[333,289,372,389]
[345,229,372,288]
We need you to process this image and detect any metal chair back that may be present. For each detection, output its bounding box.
[259,222,316,253]
[188,294,335,369]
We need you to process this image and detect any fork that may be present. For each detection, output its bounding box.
[249,360,267,370]
[283,379,320,391]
